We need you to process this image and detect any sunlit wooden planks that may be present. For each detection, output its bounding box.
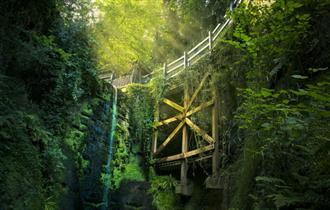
[154,99,214,128]
[157,144,214,163]
[162,98,184,112]
[186,99,214,117]
[154,115,182,128]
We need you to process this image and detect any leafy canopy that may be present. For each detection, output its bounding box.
[95,0,164,75]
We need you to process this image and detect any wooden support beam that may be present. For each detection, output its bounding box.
[163,98,184,113]
[157,144,215,163]
[186,73,210,112]
[154,99,214,128]
[156,154,213,169]
[155,120,185,155]
[154,115,183,128]
[181,125,188,187]
[180,65,189,190]
[152,102,160,154]
[212,87,220,176]
[186,99,214,117]
[153,131,159,154]
[185,118,214,144]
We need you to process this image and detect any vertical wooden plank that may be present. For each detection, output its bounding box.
[209,31,213,51]
[163,63,167,78]
[212,86,220,176]
[183,51,188,68]
[181,55,189,189]
[181,125,188,186]
[152,102,160,154]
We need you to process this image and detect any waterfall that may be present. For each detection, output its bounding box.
[102,85,118,210]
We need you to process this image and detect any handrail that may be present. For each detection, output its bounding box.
[106,0,243,87]
[188,42,209,62]
[213,19,231,41]
[168,62,184,74]
[190,51,209,66]
[167,56,184,67]
[212,23,222,34]
[188,37,209,55]
[146,0,243,82]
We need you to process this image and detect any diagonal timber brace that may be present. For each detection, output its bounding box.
[154,99,214,128]
[162,98,184,112]
[154,120,186,155]
[185,118,214,144]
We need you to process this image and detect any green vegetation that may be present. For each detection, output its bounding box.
[103,83,154,192]
[1,0,329,210]
[108,120,145,190]
[95,0,164,74]
[0,0,112,209]
[149,174,179,210]
[126,84,155,164]
[211,1,330,209]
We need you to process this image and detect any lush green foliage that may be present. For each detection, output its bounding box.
[106,120,145,190]
[235,82,330,209]
[126,84,155,163]
[0,0,109,209]
[149,174,179,210]
[151,1,330,209]
[95,0,163,75]
[0,78,64,209]
[94,0,230,75]
[220,1,330,209]
[1,0,330,209]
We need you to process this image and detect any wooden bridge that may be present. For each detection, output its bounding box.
[100,0,243,196]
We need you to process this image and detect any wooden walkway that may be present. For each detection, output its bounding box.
[99,0,244,195]
[100,0,243,88]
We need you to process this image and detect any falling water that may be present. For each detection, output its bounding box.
[102,85,118,210]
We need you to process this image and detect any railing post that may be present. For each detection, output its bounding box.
[183,51,188,68]
[163,63,167,78]
[209,31,213,51]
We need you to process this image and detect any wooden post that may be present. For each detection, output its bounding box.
[181,124,188,186]
[209,31,213,51]
[183,51,188,68]
[152,103,160,154]
[180,51,189,194]
[163,63,167,78]
[212,87,219,177]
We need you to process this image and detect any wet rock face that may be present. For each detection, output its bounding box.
[110,181,155,210]
[78,99,114,210]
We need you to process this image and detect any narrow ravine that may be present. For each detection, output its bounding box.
[102,85,118,210]
[1,1,330,210]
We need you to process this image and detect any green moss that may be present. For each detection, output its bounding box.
[111,156,145,189]
[126,84,155,164]
[122,157,145,181]
[108,115,146,190]
[149,175,179,210]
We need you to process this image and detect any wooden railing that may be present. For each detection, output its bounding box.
[100,0,243,87]
[141,0,243,83]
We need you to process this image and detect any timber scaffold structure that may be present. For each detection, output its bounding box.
[99,0,243,196]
